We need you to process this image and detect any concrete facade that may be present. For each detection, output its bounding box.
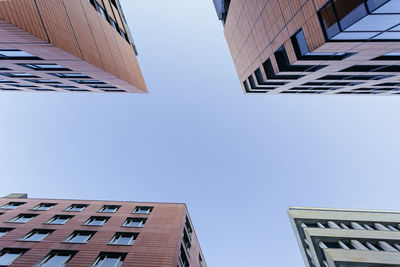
[289,207,400,267]
[215,0,400,95]
[0,194,206,267]
[0,0,146,93]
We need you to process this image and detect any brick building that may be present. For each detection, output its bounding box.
[0,0,146,93]
[289,207,400,266]
[214,0,400,95]
[0,194,206,267]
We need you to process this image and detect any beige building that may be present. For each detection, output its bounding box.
[288,207,400,266]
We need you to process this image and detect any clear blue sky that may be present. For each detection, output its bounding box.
[1,1,400,266]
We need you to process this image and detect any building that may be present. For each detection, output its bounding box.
[213,0,400,95]
[288,207,400,266]
[0,0,146,93]
[0,193,206,267]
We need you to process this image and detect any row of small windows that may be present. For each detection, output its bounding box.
[1,202,153,214]
[5,213,146,227]
[0,227,138,245]
[0,248,126,266]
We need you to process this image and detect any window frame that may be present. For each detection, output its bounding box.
[98,205,120,213]
[108,232,138,246]
[132,206,153,214]
[83,216,110,226]
[122,217,146,228]
[8,214,37,223]
[0,248,28,266]
[45,215,73,225]
[64,231,95,244]
[91,252,126,267]
[65,204,88,212]
[31,203,56,211]
[18,229,53,242]
[38,250,76,267]
[0,202,25,210]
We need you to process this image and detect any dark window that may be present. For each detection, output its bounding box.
[72,80,105,84]
[19,229,53,242]
[0,228,13,238]
[38,250,76,266]
[65,231,95,243]
[65,204,88,212]
[8,214,37,223]
[1,202,25,210]
[0,49,42,60]
[110,0,118,7]
[92,252,126,267]
[319,2,340,39]
[32,203,56,211]
[292,30,309,57]
[185,216,193,240]
[84,216,109,226]
[123,218,146,228]
[0,79,16,83]
[98,205,120,213]
[49,85,78,89]
[1,72,39,78]
[24,79,60,84]
[88,84,117,89]
[96,2,108,20]
[109,232,138,245]
[67,88,91,92]
[0,248,28,265]
[366,0,389,12]
[102,89,127,92]
[333,0,367,30]
[373,52,400,60]
[318,74,392,80]
[199,255,204,266]
[179,245,190,267]
[183,229,191,254]
[133,206,153,214]
[46,215,73,225]
[18,63,71,71]
[30,88,55,91]
[50,73,91,79]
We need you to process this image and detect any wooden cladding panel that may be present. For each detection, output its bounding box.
[0,0,147,92]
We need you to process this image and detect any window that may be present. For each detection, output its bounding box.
[319,2,340,39]
[84,216,109,226]
[133,206,153,214]
[98,205,120,213]
[373,52,400,60]
[0,49,42,60]
[102,89,127,92]
[65,204,87,212]
[0,248,27,265]
[18,63,71,71]
[50,73,91,79]
[88,84,117,89]
[9,84,37,88]
[49,84,78,89]
[37,250,76,267]
[32,203,56,211]
[109,232,138,245]
[179,245,189,267]
[96,2,108,20]
[183,229,191,254]
[19,229,53,242]
[24,79,60,84]
[185,216,193,239]
[72,79,106,84]
[199,254,204,266]
[67,88,91,92]
[123,218,146,228]
[64,231,95,243]
[0,228,13,238]
[8,214,37,223]
[92,252,126,267]
[0,79,16,83]
[46,215,73,225]
[1,202,25,210]
[1,72,39,78]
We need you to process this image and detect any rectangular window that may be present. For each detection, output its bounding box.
[133,206,153,214]
[179,245,190,267]
[183,229,191,254]
[64,231,95,243]
[46,215,73,225]
[319,2,340,39]
[199,254,204,266]
[8,214,37,223]
[72,80,106,84]
[18,63,71,71]
[92,252,126,267]
[1,72,39,78]
[333,0,367,30]
[0,49,42,60]
[102,89,127,92]
[65,204,88,212]
[123,218,146,228]
[98,205,120,213]
[32,203,56,211]
[185,216,193,239]
[96,2,108,20]
[0,248,27,265]
[0,228,13,238]
[19,229,53,242]
[109,232,138,246]
[50,73,91,79]
[24,79,60,84]
[1,202,25,210]
[84,216,109,226]
[38,250,76,267]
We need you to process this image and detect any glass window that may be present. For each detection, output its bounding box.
[319,3,340,39]
[199,255,204,267]
[109,232,137,245]
[373,0,400,13]
[0,49,42,60]
[19,63,70,71]
[24,79,60,84]
[346,15,400,31]
[292,30,309,57]
[185,217,193,239]
[50,73,91,78]
[46,215,73,225]
[65,204,87,212]
[1,72,39,78]
[123,218,146,228]
[179,246,189,267]
[38,251,75,267]
[373,31,400,39]
[183,229,191,253]
[72,80,105,84]
[20,230,52,242]
[333,0,367,30]
[92,253,126,267]
[367,0,390,12]
[1,202,25,210]
[98,205,120,213]
[84,216,109,226]
[133,206,153,214]
[49,84,78,88]
[0,249,26,265]
[65,231,94,243]
[9,214,37,223]
[0,228,13,238]
[32,203,56,211]
[331,31,380,40]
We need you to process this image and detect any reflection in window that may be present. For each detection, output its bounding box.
[38,250,75,267]
[333,0,367,30]
[319,3,340,39]
[92,252,126,267]
[0,249,27,265]
[19,229,53,242]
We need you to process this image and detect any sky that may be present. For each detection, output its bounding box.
[1,0,400,266]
